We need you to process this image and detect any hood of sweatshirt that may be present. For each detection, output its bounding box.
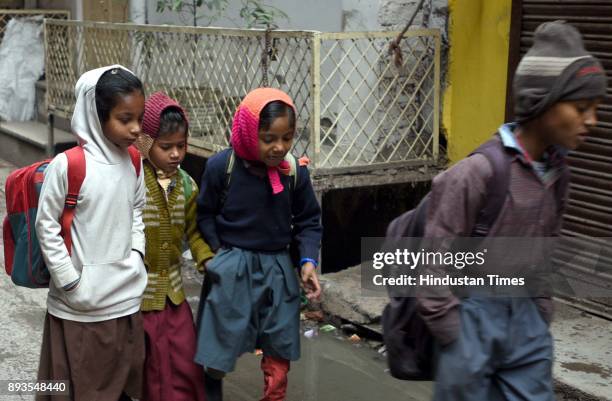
[71,64,138,164]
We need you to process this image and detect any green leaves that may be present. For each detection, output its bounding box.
[156,0,187,12]
[239,0,288,29]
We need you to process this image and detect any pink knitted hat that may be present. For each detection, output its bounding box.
[231,88,297,195]
[141,91,189,139]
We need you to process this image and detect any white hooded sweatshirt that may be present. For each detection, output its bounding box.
[35,65,147,322]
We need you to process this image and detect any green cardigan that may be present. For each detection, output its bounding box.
[141,162,214,311]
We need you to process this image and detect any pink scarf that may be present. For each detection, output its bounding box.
[230,88,297,195]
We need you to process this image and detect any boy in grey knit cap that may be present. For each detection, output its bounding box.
[417,21,606,401]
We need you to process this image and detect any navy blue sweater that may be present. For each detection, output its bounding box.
[196,149,322,262]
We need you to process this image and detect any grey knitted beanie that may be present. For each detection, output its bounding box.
[513,21,607,122]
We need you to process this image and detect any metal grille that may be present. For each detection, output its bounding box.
[45,20,440,170]
[316,30,440,168]
[0,9,69,42]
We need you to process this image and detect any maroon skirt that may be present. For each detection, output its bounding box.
[142,300,205,401]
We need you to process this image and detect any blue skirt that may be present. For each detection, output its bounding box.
[194,247,301,373]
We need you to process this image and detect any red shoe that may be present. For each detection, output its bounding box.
[260,355,290,401]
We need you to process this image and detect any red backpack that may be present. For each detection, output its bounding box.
[2,146,141,288]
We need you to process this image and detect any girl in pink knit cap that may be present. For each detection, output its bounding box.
[135,91,213,401]
[195,88,322,401]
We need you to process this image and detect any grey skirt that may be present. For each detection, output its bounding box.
[195,247,301,373]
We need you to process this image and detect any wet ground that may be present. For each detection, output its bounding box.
[181,263,433,401]
[223,327,432,401]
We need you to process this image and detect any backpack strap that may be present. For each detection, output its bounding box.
[554,163,570,215]
[225,149,236,189]
[284,153,298,191]
[128,145,142,177]
[220,149,299,207]
[59,146,141,255]
[219,149,235,207]
[180,169,193,202]
[469,134,571,236]
[61,147,87,255]
[469,135,513,237]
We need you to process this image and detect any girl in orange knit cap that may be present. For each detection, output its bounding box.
[195,88,322,401]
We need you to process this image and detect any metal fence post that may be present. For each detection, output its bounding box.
[432,31,441,161]
[310,32,321,169]
[47,113,55,157]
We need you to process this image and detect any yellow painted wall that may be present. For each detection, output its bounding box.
[443,0,512,163]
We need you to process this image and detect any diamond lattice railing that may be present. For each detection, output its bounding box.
[45,21,314,155]
[317,31,440,168]
[45,21,440,170]
[0,9,68,42]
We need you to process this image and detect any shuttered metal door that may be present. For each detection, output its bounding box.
[507,0,612,317]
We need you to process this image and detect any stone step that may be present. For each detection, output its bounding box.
[0,121,76,166]
[35,80,71,131]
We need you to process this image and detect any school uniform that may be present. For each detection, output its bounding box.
[196,87,322,401]
[419,21,607,401]
[140,160,213,401]
[135,91,216,401]
[195,148,321,373]
[35,65,148,400]
[419,125,565,400]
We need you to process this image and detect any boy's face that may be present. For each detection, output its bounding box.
[149,129,187,173]
[536,99,600,150]
[102,91,145,149]
[258,114,295,167]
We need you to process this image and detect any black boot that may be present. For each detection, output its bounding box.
[117,392,132,401]
[204,373,223,401]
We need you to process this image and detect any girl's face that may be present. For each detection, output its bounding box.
[149,129,187,173]
[258,114,294,167]
[102,91,145,149]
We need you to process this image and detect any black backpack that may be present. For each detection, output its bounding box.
[381,134,569,381]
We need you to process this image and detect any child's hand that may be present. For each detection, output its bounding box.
[199,258,213,274]
[301,262,321,301]
[63,278,81,292]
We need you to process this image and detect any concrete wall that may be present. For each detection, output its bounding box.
[342,0,380,31]
[373,0,448,164]
[0,0,23,8]
[143,0,445,32]
[23,0,128,21]
[145,0,344,30]
[0,0,75,16]
[442,0,511,163]
[29,0,78,19]
[378,0,448,38]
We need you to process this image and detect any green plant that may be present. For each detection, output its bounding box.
[239,0,288,29]
[156,0,229,26]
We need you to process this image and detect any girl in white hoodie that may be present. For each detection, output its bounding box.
[35,65,148,401]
